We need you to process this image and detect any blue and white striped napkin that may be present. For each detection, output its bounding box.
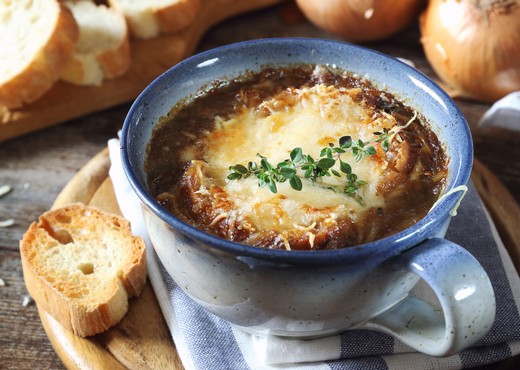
[108,125,520,369]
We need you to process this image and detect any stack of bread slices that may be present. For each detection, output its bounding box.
[0,0,200,109]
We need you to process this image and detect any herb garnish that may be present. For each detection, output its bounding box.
[227,130,392,195]
[226,111,417,195]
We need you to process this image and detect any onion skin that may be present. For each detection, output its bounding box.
[295,0,426,42]
[420,0,520,103]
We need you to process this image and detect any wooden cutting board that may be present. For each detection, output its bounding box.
[0,0,283,142]
[44,148,182,370]
[37,148,520,370]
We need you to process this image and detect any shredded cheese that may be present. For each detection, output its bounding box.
[0,185,12,197]
[389,111,417,144]
[429,185,468,217]
[282,236,291,251]
[209,213,229,226]
[193,84,392,236]
[307,232,316,248]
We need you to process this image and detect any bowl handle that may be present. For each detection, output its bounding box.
[364,238,496,356]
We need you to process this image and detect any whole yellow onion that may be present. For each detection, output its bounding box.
[295,0,426,42]
[420,0,520,102]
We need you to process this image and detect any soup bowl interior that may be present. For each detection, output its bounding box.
[122,37,472,263]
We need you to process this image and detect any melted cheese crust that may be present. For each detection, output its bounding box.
[177,84,401,249]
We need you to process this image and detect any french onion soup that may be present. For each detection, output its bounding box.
[145,65,448,251]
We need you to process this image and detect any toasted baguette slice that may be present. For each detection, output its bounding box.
[108,0,201,39]
[20,203,147,337]
[0,0,79,109]
[60,1,131,86]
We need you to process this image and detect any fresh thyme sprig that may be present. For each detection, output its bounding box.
[227,131,392,195]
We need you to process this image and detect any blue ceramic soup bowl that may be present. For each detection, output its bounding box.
[121,38,495,356]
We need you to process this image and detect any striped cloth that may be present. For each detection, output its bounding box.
[109,138,520,370]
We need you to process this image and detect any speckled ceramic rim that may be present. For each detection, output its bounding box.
[121,38,473,264]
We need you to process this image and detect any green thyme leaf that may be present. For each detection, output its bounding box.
[339,160,352,174]
[344,185,357,194]
[289,176,303,191]
[260,156,272,171]
[268,179,278,193]
[290,147,303,162]
[317,158,335,170]
[364,146,377,156]
[280,167,297,178]
[339,135,352,147]
[233,164,248,174]
[227,131,392,197]
[227,172,242,180]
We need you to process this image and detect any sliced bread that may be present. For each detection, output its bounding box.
[0,0,79,109]
[108,0,201,39]
[60,1,131,86]
[20,203,147,337]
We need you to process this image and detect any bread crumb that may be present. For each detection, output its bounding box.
[0,185,12,197]
[22,295,33,307]
[0,219,15,228]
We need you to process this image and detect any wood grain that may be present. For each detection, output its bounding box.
[472,160,520,275]
[40,310,127,370]
[0,0,282,142]
[99,284,183,370]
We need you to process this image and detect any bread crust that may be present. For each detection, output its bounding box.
[59,33,131,85]
[154,0,201,34]
[98,36,131,80]
[60,1,131,86]
[20,203,147,337]
[109,0,201,39]
[0,1,79,109]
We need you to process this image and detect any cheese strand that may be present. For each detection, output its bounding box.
[429,184,468,217]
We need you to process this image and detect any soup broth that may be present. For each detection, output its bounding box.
[145,65,448,251]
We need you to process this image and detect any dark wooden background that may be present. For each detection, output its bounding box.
[1,2,519,369]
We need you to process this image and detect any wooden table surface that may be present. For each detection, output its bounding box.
[1,2,519,369]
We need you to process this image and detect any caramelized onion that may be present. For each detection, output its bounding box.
[420,0,520,102]
[295,0,425,42]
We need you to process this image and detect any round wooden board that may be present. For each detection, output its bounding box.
[39,148,520,370]
[40,148,184,370]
